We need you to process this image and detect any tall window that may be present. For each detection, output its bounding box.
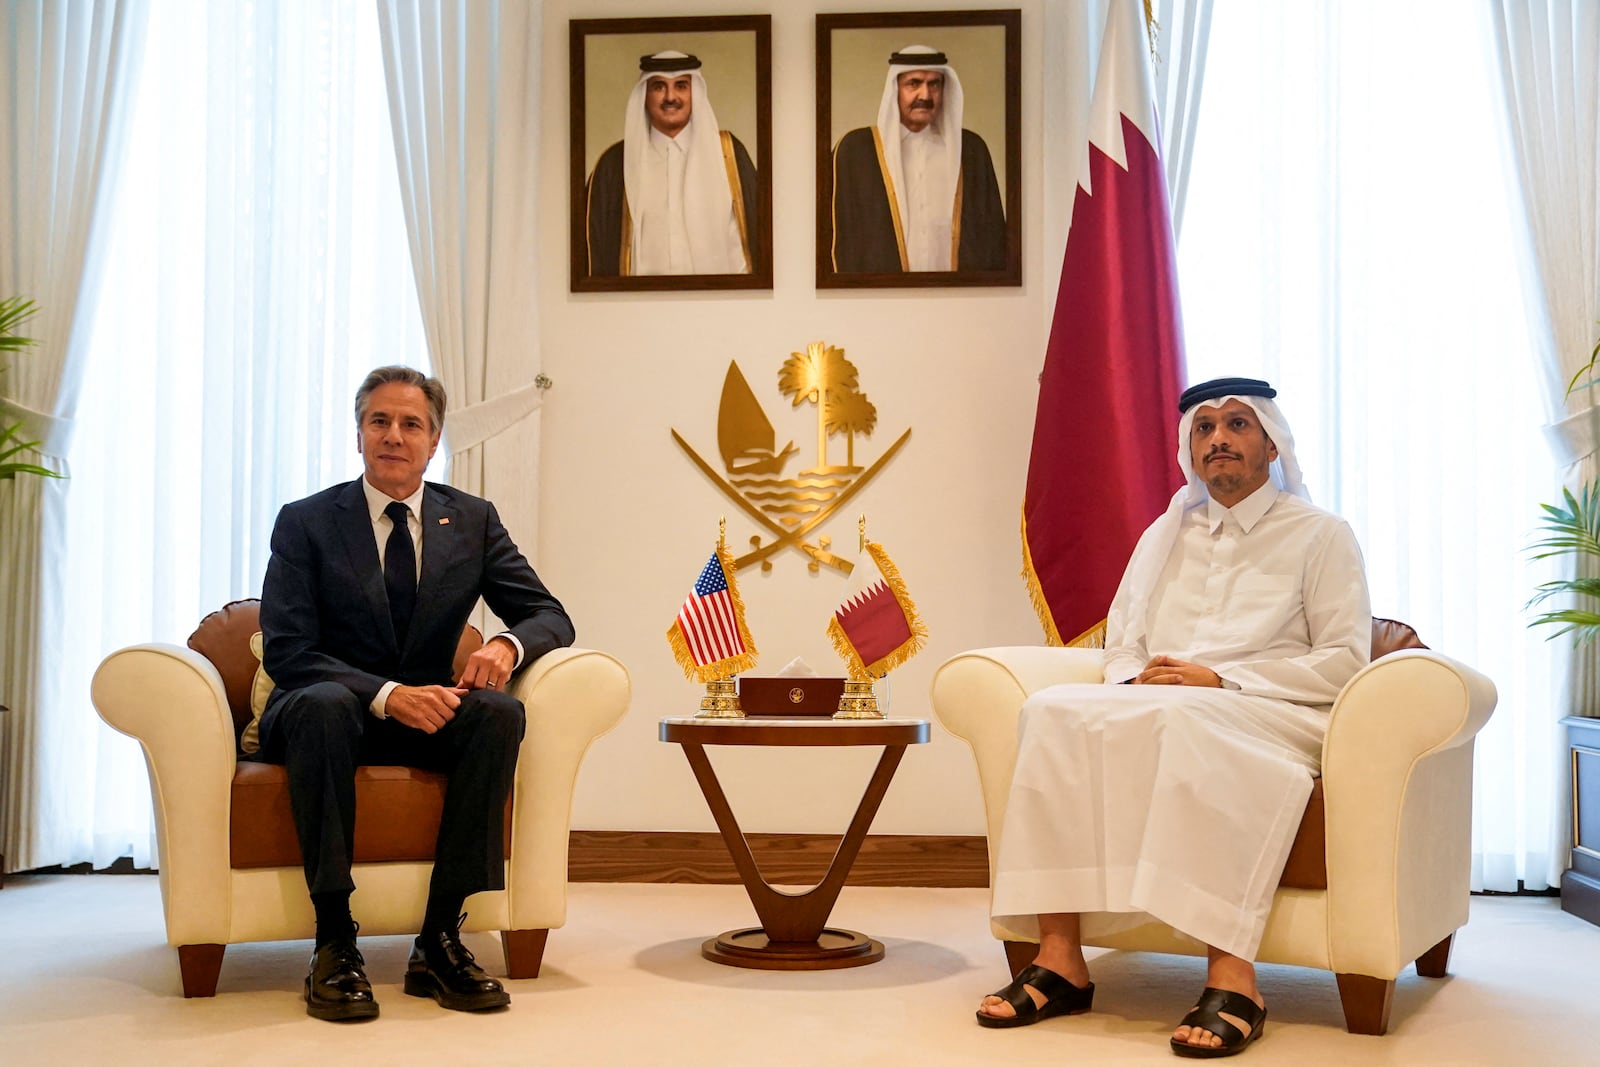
[53,0,428,867]
[1177,0,1560,889]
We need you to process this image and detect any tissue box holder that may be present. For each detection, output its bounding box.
[738,677,847,716]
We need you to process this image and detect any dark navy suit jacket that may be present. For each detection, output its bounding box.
[260,478,574,712]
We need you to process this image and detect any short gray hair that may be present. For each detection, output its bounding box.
[354,366,447,435]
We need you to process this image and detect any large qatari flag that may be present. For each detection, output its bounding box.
[1021,0,1187,646]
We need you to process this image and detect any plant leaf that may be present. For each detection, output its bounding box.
[0,419,62,478]
[0,296,39,352]
[1529,608,1600,642]
[1529,484,1600,559]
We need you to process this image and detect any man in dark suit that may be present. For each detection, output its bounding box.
[257,365,574,1021]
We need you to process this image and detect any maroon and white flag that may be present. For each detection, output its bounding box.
[1020,0,1187,646]
[827,537,926,679]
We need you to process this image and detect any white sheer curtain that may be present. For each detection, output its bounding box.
[376,0,547,561]
[1150,0,1213,236]
[0,0,148,873]
[1491,0,1600,842]
[1178,0,1561,890]
[37,0,428,870]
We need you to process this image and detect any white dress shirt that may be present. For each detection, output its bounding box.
[360,478,523,719]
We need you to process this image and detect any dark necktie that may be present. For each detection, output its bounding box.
[384,500,416,645]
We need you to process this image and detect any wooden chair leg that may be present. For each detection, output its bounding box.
[501,928,549,979]
[178,944,226,998]
[1003,940,1039,978]
[1414,932,1454,978]
[1334,972,1394,1035]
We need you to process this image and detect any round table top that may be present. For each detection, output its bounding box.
[659,716,929,747]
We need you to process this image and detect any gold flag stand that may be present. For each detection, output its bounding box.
[833,517,886,719]
[697,677,744,719]
[833,677,882,719]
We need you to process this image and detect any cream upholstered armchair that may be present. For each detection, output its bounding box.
[930,619,1497,1036]
[91,599,629,998]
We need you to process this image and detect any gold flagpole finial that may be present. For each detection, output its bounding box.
[719,515,726,545]
[858,514,866,551]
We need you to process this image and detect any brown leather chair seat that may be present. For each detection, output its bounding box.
[188,598,505,870]
[1276,617,1427,890]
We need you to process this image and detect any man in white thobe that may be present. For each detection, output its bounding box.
[830,45,1006,273]
[976,377,1370,1058]
[583,51,757,277]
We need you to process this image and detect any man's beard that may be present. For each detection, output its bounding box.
[1205,470,1247,498]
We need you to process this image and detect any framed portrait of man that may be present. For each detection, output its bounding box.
[816,10,1021,289]
[569,16,773,292]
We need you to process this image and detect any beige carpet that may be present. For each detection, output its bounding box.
[0,875,1592,1065]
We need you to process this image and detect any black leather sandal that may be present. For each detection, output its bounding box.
[1170,987,1267,1058]
[975,963,1094,1029]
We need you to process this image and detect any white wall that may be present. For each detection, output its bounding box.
[536,0,1056,836]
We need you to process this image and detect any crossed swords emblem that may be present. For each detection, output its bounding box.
[672,349,911,574]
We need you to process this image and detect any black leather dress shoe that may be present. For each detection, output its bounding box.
[404,924,510,1012]
[305,938,379,1021]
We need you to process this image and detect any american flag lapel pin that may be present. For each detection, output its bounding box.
[439,517,450,525]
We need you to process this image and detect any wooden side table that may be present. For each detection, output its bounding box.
[659,715,929,969]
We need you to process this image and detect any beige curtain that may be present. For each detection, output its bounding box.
[1490,0,1600,885]
[374,0,548,577]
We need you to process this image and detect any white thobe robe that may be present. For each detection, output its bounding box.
[632,124,744,276]
[990,483,1370,959]
[900,126,955,271]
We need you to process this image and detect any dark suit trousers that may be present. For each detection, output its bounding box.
[256,682,526,902]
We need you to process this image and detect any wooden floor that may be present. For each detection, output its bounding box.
[566,829,990,887]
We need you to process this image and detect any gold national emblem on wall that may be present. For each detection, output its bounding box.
[672,341,911,574]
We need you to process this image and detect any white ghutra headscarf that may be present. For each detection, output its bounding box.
[1108,379,1308,655]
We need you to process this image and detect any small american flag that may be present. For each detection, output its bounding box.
[667,540,758,681]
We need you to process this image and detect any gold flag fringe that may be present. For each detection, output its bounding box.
[827,538,928,679]
[666,535,759,683]
[1067,618,1107,649]
[1020,507,1107,648]
[1020,506,1065,647]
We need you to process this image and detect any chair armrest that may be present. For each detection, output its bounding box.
[90,644,239,946]
[929,646,1106,870]
[504,646,631,929]
[1320,648,1499,976]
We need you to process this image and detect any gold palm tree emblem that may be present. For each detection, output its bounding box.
[826,388,877,469]
[778,342,859,471]
[672,340,912,574]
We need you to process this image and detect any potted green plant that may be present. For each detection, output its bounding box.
[1528,483,1600,640]
[1528,330,1600,928]
[0,296,61,481]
